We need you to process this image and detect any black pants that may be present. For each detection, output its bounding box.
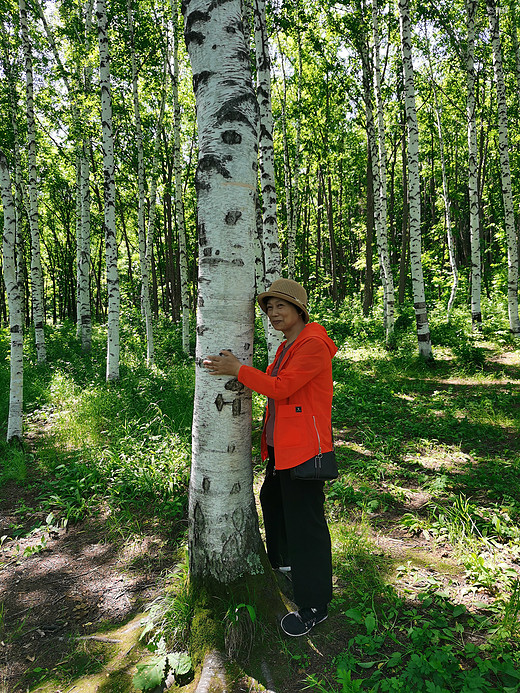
[260,447,332,609]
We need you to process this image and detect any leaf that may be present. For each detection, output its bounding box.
[344,608,363,624]
[365,613,376,635]
[386,652,402,668]
[167,652,192,677]
[133,656,168,691]
[358,661,377,669]
[452,605,466,617]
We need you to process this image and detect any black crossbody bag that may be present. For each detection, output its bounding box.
[289,449,338,481]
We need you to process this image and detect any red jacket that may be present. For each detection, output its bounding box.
[238,322,337,470]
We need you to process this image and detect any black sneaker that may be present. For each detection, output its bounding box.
[280,607,328,637]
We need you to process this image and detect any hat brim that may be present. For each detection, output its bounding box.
[257,290,309,323]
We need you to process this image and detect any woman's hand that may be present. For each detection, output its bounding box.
[203,350,242,377]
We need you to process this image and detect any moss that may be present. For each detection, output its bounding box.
[190,605,225,668]
[187,552,288,689]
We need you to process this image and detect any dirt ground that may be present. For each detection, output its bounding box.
[0,476,178,693]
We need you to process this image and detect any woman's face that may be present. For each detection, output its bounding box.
[265,298,303,335]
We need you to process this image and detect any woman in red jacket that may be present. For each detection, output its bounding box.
[204,279,337,637]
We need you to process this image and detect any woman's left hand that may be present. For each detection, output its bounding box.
[203,350,242,377]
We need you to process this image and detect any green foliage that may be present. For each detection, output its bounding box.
[133,652,192,691]
[1,319,193,532]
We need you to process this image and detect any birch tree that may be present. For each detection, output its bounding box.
[97,0,120,379]
[486,0,520,336]
[424,31,458,320]
[171,0,190,355]
[371,0,395,339]
[34,0,94,350]
[183,0,263,581]
[398,0,432,358]
[253,0,281,360]
[0,150,23,442]
[128,0,154,364]
[466,0,482,330]
[20,0,46,363]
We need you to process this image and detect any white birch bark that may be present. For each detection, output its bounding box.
[276,43,294,279]
[253,0,281,361]
[360,40,387,313]
[0,21,24,299]
[183,0,263,582]
[79,142,92,351]
[144,57,168,366]
[20,0,46,363]
[424,36,458,320]
[128,0,154,364]
[0,151,24,442]
[97,0,120,379]
[398,0,432,358]
[466,0,482,330]
[434,94,458,320]
[510,0,520,104]
[75,154,82,337]
[487,0,520,336]
[34,0,93,348]
[371,0,395,339]
[171,0,190,355]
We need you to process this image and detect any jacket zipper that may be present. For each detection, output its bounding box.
[313,416,323,472]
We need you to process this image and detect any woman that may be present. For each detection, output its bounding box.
[203,278,337,637]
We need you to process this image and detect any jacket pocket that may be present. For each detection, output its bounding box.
[274,404,315,449]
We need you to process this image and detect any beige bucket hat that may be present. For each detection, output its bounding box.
[257,278,309,323]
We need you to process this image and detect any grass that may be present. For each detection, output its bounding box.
[1,297,520,691]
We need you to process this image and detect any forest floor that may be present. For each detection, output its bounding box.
[0,422,180,693]
[2,336,520,692]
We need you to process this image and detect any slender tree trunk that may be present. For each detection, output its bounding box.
[363,151,374,315]
[20,0,46,363]
[128,0,146,314]
[425,36,458,320]
[128,0,155,364]
[326,173,338,304]
[398,121,409,304]
[183,0,263,581]
[171,0,190,355]
[97,0,120,379]
[398,0,432,357]
[371,0,395,338]
[78,142,92,351]
[277,42,295,279]
[0,151,23,442]
[487,0,520,336]
[466,0,482,331]
[145,58,168,365]
[253,0,281,360]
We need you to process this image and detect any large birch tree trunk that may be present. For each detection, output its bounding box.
[486,0,520,336]
[0,151,24,443]
[20,0,46,363]
[183,0,263,581]
[398,0,432,358]
[466,0,482,331]
[97,0,120,379]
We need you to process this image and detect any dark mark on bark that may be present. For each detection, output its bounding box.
[225,210,242,225]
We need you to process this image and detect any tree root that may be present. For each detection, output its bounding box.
[191,650,278,693]
[194,650,227,692]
